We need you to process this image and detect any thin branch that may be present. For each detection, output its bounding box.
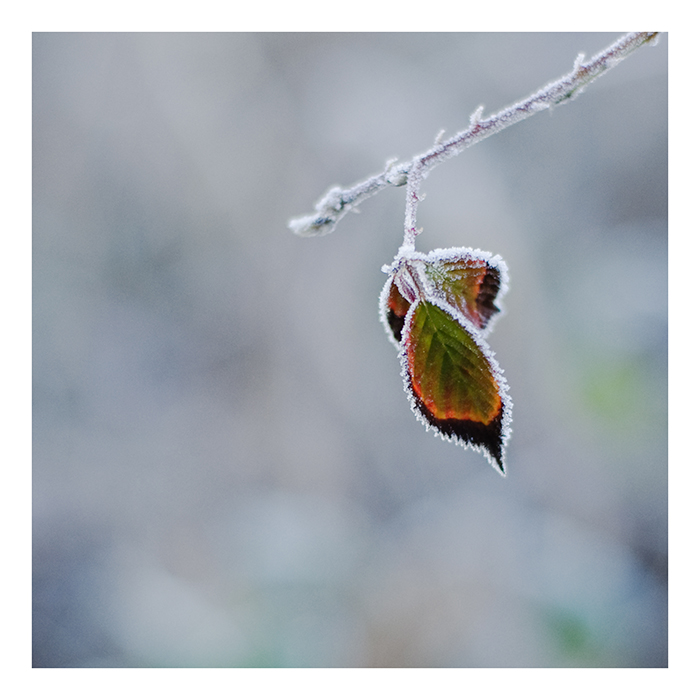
[288,32,659,240]
[402,162,423,249]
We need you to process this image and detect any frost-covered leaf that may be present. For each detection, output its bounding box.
[384,280,412,344]
[403,299,509,473]
[380,247,511,474]
[422,248,506,334]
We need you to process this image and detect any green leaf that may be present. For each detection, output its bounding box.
[403,299,509,473]
[422,252,503,332]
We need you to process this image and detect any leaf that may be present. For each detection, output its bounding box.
[422,248,505,333]
[402,299,510,474]
[385,280,412,344]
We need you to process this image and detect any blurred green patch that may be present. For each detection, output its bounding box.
[544,608,590,656]
[576,354,662,434]
[581,359,640,420]
[541,607,612,666]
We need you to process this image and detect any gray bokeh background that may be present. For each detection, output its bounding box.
[33,33,667,667]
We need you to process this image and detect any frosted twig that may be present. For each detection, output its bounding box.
[288,32,659,240]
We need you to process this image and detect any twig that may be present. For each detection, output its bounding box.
[288,32,659,241]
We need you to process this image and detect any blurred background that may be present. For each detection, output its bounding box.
[33,33,667,667]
